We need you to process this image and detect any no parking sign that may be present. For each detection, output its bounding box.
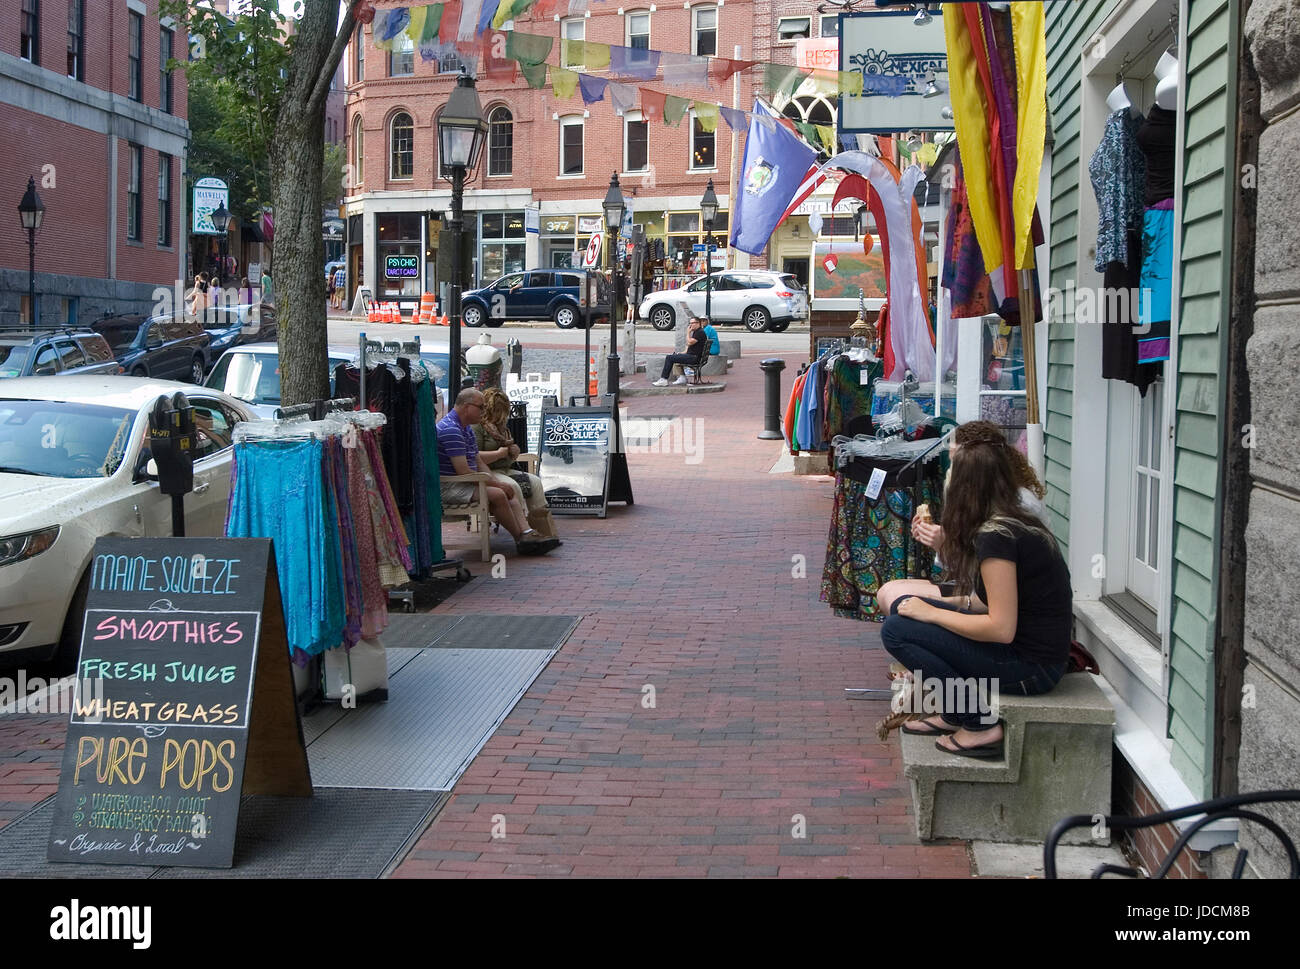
[582,233,602,268]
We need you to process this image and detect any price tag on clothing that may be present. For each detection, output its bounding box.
[866,466,888,500]
[859,369,871,385]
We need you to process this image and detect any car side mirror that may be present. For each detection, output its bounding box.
[136,457,159,482]
[147,339,162,350]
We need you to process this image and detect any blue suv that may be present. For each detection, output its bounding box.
[461,269,610,329]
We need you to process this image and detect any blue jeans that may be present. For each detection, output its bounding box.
[880,596,1065,730]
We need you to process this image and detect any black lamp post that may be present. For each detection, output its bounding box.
[699,178,719,326]
[438,73,489,392]
[210,202,231,287]
[602,172,626,404]
[18,176,45,327]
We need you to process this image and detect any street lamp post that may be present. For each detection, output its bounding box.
[699,179,718,328]
[602,173,626,405]
[17,176,45,327]
[437,73,489,393]
[210,203,231,288]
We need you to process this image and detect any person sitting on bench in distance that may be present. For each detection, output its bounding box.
[653,317,710,387]
[876,420,1048,616]
[879,432,1071,759]
[436,388,559,556]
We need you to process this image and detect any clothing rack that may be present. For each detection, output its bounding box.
[357,331,421,414]
[275,396,358,422]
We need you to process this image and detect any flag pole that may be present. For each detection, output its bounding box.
[1020,265,1044,477]
[726,44,742,270]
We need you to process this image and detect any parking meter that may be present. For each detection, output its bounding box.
[148,392,196,536]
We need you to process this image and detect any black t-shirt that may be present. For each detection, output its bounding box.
[973,520,1073,667]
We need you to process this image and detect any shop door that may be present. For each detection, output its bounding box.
[783,258,810,290]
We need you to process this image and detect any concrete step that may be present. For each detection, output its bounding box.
[902,672,1114,846]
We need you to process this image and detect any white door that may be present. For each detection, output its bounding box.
[1127,377,1166,607]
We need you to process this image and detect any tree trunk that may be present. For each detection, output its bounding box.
[272,0,358,407]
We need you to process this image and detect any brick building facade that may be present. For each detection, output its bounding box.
[342,2,758,310]
[0,0,189,328]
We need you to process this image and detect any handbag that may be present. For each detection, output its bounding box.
[508,469,532,499]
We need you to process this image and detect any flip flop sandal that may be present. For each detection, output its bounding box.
[935,733,1005,759]
[901,718,957,736]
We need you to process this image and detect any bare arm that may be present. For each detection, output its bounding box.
[895,559,1018,643]
[450,455,473,476]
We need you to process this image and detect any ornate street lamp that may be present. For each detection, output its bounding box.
[210,202,231,286]
[17,176,45,327]
[603,172,626,403]
[439,73,489,390]
[699,178,719,327]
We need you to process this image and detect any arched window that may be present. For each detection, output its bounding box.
[782,95,836,126]
[488,106,513,177]
[389,112,413,180]
[351,116,364,188]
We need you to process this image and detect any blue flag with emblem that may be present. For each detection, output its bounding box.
[730,101,819,256]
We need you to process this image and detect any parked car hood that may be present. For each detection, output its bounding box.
[0,473,109,532]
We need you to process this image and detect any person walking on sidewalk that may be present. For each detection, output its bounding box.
[437,388,559,556]
[653,316,709,386]
[879,434,1071,759]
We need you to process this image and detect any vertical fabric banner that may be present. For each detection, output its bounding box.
[730,102,818,256]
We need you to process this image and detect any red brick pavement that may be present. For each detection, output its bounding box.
[395,351,971,878]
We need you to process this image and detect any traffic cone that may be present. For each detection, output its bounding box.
[419,292,435,325]
[385,302,396,323]
[439,312,449,327]
[367,301,380,323]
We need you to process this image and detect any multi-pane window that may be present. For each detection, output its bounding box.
[67,1,83,80]
[626,12,650,50]
[561,18,585,69]
[129,12,143,101]
[21,0,39,65]
[157,153,172,247]
[560,117,584,176]
[624,113,648,173]
[389,33,414,76]
[778,17,812,42]
[690,114,715,170]
[160,28,174,113]
[437,48,464,74]
[820,14,840,37]
[390,112,414,179]
[127,145,142,242]
[352,116,364,187]
[488,107,513,177]
[692,6,717,57]
[353,26,364,83]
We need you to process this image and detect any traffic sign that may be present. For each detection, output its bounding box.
[582,233,602,267]
[692,243,708,252]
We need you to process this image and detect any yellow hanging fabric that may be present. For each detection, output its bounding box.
[693,102,719,133]
[1011,1,1047,270]
[943,3,1003,274]
[551,66,579,100]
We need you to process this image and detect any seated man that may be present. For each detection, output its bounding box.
[436,388,559,555]
[653,317,710,387]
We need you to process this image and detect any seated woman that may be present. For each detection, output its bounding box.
[880,433,1071,758]
[876,420,1047,616]
[472,388,562,544]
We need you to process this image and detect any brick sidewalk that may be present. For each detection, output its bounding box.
[393,355,972,878]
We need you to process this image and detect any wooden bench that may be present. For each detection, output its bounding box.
[440,454,540,561]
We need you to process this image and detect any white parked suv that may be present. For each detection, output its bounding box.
[0,376,258,668]
[638,270,809,333]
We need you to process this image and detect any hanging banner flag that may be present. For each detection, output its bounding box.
[608,81,637,113]
[579,73,608,104]
[507,30,552,64]
[373,8,410,49]
[417,5,444,59]
[693,102,719,133]
[609,45,660,81]
[551,66,579,100]
[729,101,818,256]
[720,105,747,131]
[659,52,710,88]
[764,63,809,101]
[710,58,754,83]
[815,124,838,155]
[663,95,690,126]
[641,88,666,121]
[520,60,549,88]
[439,0,461,43]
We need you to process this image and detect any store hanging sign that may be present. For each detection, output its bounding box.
[47,537,310,870]
[506,371,563,455]
[524,208,540,234]
[539,406,614,517]
[192,177,229,235]
[577,216,604,234]
[838,10,952,134]
[797,38,839,72]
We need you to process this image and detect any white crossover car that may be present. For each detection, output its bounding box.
[638,270,809,333]
[0,377,258,667]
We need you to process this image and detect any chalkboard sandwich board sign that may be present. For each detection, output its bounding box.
[538,405,614,518]
[47,537,310,869]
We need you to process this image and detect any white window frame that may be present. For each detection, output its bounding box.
[351,116,364,188]
[777,16,812,43]
[688,110,716,172]
[820,13,839,38]
[561,17,585,69]
[559,115,585,177]
[389,32,414,77]
[626,9,651,49]
[624,110,648,173]
[488,105,513,178]
[353,25,364,84]
[691,5,717,57]
[389,112,414,181]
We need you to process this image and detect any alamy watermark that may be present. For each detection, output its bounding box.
[0,672,105,720]
[890,671,1000,726]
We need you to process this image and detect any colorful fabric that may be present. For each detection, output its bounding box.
[943,149,997,318]
[823,352,883,442]
[608,81,637,113]
[1139,206,1174,326]
[1089,110,1147,271]
[663,94,690,126]
[579,73,608,105]
[1011,0,1047,270]
[720,105,747,130]
[693,101,719,133]
[764,63,809,100]
[551,66,579,100]
[520,60,548,89]
[610,44,660,80]
[641,88,666,122]
[820,474,940,622]
[373,8,411,49]
[507,30,552,65]
[659,52,710,87]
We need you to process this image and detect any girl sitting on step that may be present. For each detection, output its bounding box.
[879,433,1072,759]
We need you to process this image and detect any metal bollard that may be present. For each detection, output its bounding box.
[758,358,786,440]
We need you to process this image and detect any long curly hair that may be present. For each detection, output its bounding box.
[953,420,1046,499]
[939,436,1057,595]
[480,387,513,440]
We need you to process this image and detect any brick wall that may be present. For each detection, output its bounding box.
[1112,757,1209,879]
[347,3,755,207]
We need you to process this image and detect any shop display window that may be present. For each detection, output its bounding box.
[980,318,1028,454]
